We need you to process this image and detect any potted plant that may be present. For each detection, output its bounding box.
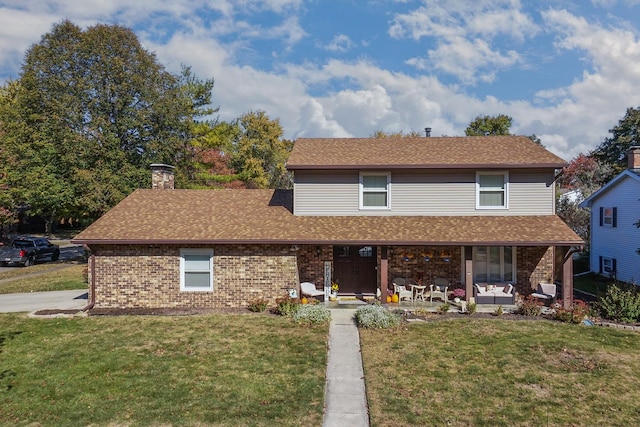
[453,288,466,303]
[330,281,339,299]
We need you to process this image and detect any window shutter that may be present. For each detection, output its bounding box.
[612,258,617,276]
[599,256,603,274]
[612,207,617,228]
[599,207,603,226]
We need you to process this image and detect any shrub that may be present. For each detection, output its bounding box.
[553,299,591,323]
[355,305,401,329]
[274,295,301,316]
[466,301,477,315]
[248,297,268,312]
[293,304,331,325]
[517,295,543,316]
[493,305,504,317]
[598,284,640,323]
[437,302,451,314]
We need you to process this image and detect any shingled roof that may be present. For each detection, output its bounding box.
[286,136,567,170]
[73,189,583,246]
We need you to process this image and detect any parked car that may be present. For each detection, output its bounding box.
[0,236,60,267]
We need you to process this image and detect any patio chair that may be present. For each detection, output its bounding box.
[300,282,324,300]
[393,278,413,301]
[531,283,556,306]
[430,278,449,303]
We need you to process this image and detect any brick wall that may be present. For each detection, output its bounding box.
[89,244,298,309]
[387,246,461,288]
[516,246,554,295]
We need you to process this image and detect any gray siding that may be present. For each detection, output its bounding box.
[293,169,556,216]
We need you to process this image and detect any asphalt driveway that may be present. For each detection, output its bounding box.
[0,290,88,313]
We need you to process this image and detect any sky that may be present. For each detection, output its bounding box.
[1,1,640,162]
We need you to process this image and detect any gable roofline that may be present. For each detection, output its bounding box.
[579,169,640,208]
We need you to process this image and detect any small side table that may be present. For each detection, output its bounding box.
[411,285,427,301]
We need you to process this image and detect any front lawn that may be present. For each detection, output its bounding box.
[360,318,640,426]
[0,264,87,294]
[0,313,328,426]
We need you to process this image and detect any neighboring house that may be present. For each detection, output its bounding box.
[579,147,640,285]
[73,136,583,310]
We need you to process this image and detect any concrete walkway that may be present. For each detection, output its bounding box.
[0,289,88,313]
[323,309,369,427]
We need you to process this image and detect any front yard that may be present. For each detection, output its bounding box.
[360,318,640,426]
[0,313,328,426]
[2,304,640,426]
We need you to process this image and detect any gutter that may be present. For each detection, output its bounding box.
[82,252,96,312]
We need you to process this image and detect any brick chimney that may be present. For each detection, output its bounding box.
[150,164,175,190]
[628,146,640,170]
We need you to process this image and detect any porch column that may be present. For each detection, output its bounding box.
[465,259,473,302]
[562,247,574,309]
[381,246,388,303]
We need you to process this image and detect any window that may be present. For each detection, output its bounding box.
[360,172,390,209]
[473,246,515,283]
[600,207,617,227]
[180,249,213,291]
[599,256,616,277]
[476,171,508,209]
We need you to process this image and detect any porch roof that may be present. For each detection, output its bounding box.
[73,189,583,247]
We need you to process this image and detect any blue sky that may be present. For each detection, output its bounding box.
[1,0,640,161]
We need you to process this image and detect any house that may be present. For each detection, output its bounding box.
[579,147,640,284]
[72,136,583,310]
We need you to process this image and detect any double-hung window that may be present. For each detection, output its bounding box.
[600,207,617,227]
[360,172,390,209]
[476,171,508,209]
[180,249,213,292]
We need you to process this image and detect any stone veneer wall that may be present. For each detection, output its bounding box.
[516,246,554,295]
[89,244,298,309]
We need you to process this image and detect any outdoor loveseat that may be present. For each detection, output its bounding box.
[473,283,515,305]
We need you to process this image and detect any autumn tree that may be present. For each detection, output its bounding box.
[228,111,293,189]
[465,114,512,136]
[592,106,640,179]
[0,21,215,231]
[556,154,613,246]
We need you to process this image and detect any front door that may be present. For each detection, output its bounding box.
[332,246,377,294]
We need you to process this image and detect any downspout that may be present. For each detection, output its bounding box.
[82,251,96,312]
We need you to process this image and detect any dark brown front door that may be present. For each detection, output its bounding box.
[332,246,377,294]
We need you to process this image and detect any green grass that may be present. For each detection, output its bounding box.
[0,264,87,294]
[0,313,328,426]
[360,318,640,427]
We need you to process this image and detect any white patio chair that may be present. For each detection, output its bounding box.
[393,278,413,301]
[430,278,449,303]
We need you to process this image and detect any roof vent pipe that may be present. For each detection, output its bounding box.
[424,127,431,137]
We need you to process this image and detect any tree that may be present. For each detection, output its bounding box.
[370,129,424,138]
[556,154,613,247]
[228,111,293,189]
[0,21,215,231]
[465,114,512,136]
[592,106,640,179]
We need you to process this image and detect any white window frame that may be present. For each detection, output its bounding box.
[603,207,613,226]
[476,171,509,209]
[602,257,613,275]
[180,248,214,292]
[359,172,391,210]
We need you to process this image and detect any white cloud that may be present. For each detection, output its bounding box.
[388,0,537,84]
[323,34,355,53]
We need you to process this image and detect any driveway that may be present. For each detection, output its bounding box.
[0,290,88,313]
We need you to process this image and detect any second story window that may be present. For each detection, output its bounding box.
[360,172,390,209]
[476,171,508,209]
[600,207,617,227]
